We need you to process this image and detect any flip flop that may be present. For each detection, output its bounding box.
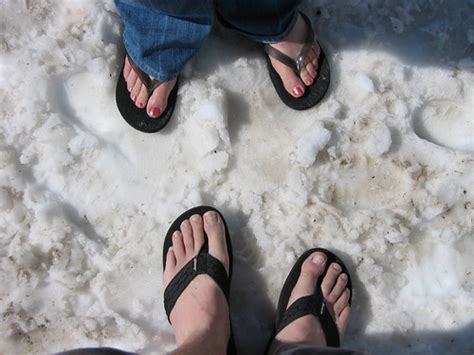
[115,54,179,133]
[162,206,235,354]
[265,12,330,111]
[275,248,352,347]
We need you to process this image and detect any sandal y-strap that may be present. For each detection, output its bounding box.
[126,56,165,95]
[164,248,230,320]
[264,12,314,75]
[275,248,353,347]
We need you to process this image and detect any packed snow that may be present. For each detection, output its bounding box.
[0,0,473,354]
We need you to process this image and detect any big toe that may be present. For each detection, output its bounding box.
[270,58,306,98]
[203,211,229,274]
[287,252,327,307]
[146,79,177,118]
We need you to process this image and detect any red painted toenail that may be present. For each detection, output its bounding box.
[131,95,136,101]
[137,102,143,108]
[149,107,160,117]
[293,87,303,96]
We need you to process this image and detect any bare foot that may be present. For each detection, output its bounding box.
[268,13,321,97]
[123,56,177,118]
[273,252,351,347]
[163,211,230,353]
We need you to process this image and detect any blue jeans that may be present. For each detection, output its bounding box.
[114,0,302,80]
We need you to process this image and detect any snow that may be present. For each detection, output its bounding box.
[295,122,331,167]
[1,0,473,354]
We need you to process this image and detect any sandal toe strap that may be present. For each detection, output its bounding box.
[277,294,341,347]
[163,253,229,323]
[264,12,315,74]
[127,55,165,95]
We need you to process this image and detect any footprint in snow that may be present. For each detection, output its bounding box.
[413,99,474,153]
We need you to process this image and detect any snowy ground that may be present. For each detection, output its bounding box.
[1,0,473,354]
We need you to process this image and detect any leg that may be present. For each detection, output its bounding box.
[268,251,353,354]
[164,211,231,355]
[58,211,230,355]
[217,0,320,99]
[114,0,214,117]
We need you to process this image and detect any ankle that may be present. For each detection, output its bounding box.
[174,317,230,350]
[175,328,228,355]
[274,316,327,347]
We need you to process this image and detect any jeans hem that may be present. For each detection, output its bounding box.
[122,37,179,81]
[220,10,299,44]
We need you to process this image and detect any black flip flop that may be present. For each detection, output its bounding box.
[265,12,330,111]
[275,248,352,347]
[115,54,179,133]
[162,206,235,354]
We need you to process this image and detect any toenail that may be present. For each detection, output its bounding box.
[293,87,303,96]
[333,263,342,271]
[181,220,190,229]
[137,102,143,108]
[190,215,200,222]
[131,95,136,101]
[340,273,347,281]
[312,254,326,265]
[204,211,218,225]
[149,107,160,117]
[173,231,180,238]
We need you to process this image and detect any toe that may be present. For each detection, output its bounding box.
[163,247,177,287]
[307,47,316,63]
[172,231,185,262]
[130,79,142,102]
[311,46,320,69]
[189,214,205,253]
[333,288,350,316]
[300,66,314,86]
[180,220,194,256]
[269,58,305,98]
[306,61,317,79]
[313,43,321,59]
[337,304,351,336]
[287,252,327,307]
[305,48,317,75]
[135,84,148,109]
[146,79,176,118]
[203,211,229,274]
[126,68,138,93]
[327,273,348,303]
[321,263,342,298]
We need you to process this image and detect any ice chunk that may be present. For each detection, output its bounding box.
[0,188,12,210]
[199,151,229,178]
[365,122,392,157]
[354,72,375,92]
[295,122,331,168]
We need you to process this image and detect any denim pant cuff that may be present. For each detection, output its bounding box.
[123,37,178,81]
[241,11,299,44]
